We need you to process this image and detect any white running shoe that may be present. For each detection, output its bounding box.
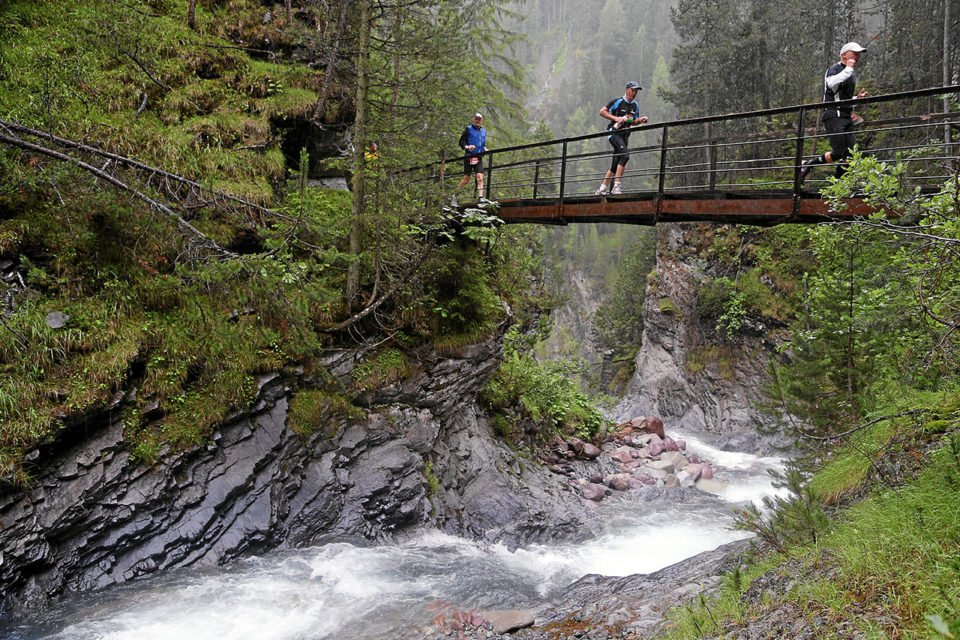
[595,184,608,196]
[611,183,622,195]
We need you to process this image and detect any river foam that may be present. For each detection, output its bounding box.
[7,445,786,640]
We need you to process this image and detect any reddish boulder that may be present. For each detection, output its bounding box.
[605,473,633,491]
[610,448,635,463]
[638,415,666,439]
[581,442,602,459]
[567,437,585,454]
[582,483,607,501]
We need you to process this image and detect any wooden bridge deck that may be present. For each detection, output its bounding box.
[494,190,880,226]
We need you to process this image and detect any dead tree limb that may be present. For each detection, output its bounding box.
[322,247,432,333]
[797,409,929,442]
[119,46,171,91]
[0,130,235,258]
[311,0,351,124]
[0,119,293,223]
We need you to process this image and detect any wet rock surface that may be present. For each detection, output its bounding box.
[542,415,726,504]
[0,338,596,617]
[0,225,803,631]
[615,225,794,456]
[415,539,751,640]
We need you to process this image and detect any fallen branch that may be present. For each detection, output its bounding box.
[797,408,929,442]
[119,46,171,91]
[0,130,235,257]
[0,119,293,223]
[136,91,148,116]
[322,247,433,333]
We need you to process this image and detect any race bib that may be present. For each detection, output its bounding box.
[469,156,479,165]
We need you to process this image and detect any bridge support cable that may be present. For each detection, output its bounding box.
[558,141,568,222]
[485,150,494,200]
[705,121,719,191]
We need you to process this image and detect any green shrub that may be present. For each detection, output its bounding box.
[482,346,606,442]
[288,388,361,437]
[352,349,410,393]
[423,460,440,498]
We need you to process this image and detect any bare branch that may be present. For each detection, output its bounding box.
[118,46,171,91]
[797,409,928,442]
[322,247,433,333]
[0,119,293,223]
[0,130,235,257]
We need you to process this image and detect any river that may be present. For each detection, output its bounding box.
[3,432,788,640]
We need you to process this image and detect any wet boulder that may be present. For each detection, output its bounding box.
[581,483,607,502]
[581,442,602,459]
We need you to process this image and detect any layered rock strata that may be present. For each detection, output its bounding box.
[0,338,596,616]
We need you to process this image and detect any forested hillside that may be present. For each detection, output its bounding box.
[669,0,957,114]
[510,0,960,635]
[649,0,960,637]
[0,0,559,479]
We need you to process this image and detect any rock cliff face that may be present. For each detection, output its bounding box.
[615,225,792,453]
[0,337,594,616]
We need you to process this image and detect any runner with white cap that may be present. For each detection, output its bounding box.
[800,42,869,181]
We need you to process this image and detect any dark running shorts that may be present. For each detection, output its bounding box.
[825,117,856,163]
[463,154,484,175]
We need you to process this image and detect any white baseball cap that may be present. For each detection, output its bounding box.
[840,42,867,55]
[473,113,483,119]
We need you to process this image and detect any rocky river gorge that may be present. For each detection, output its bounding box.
[0,225,796,639]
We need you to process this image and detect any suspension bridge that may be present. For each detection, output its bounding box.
[414,86,960,226]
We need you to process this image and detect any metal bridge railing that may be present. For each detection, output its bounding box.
[407,85,960,208]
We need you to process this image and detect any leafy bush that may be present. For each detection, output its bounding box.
[697,276,745,336]
[483,327,607,442]
[421,247,505,348]
[288,388,362,437]
[352,349,410,393]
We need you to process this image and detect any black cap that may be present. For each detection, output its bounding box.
[625,81,642,90]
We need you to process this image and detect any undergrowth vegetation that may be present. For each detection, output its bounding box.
[658,156,960,639]
[0,0,538,480]
[482,325,608,446]
[662,422,960,639]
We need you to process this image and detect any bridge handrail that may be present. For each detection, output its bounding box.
[401,85,960,176]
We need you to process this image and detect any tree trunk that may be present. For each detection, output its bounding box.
[389,10,402,134]
[311,0,349,124]
[846,243,856,399]
[346,0,371,308]
[945,0,952,146]
[187,0,197,29]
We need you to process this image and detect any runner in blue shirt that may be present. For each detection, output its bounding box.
[457,113,487,197]
[595,81,648,196]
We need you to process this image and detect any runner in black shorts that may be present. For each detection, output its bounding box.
[457,113,487,197]
[462,153,483,177]
[595,81,648,196]
[800,42,869,181]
